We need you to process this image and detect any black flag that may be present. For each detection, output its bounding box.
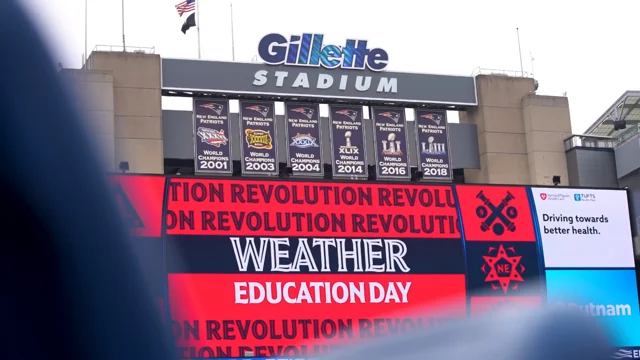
[181,13,196,34]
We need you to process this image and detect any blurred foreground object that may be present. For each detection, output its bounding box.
[0,1,174,360]
[323,308,611,360]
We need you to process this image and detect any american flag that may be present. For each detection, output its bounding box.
[175,0,196,17]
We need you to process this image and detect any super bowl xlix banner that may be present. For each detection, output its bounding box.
[193,99,232,174]
[415,110,452,181]
[284,103,323,177]
[329,105,367,179]
[371,107,410,180]
[239,101,278,176]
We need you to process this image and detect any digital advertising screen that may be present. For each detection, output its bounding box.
[110,175,640,358]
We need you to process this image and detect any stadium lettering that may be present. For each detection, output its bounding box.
[257,33,389,71]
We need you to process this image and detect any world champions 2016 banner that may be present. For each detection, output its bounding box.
[109,175,640,358]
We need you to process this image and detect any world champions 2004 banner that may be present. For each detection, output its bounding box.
[285,103,323,177]
[109,175,640,358]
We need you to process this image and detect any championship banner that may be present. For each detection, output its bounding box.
[166,179,466,358]
[328,105,367,179]
[284,103,323,177]
[415,110,452,181]
[193,99,233,174]
[239,101,278,176]
[371,107,410,180]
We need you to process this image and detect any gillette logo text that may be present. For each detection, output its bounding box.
[258,33,389,71]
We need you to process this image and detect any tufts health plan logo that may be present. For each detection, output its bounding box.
[574,193,596,202]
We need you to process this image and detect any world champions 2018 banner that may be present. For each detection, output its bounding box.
[109,175,640,358]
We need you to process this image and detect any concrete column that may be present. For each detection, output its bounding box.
[460,74,571,185]
[86,51,164,174]
[61,69,116,171]
[523,95,572,186]
[460,75,535,184]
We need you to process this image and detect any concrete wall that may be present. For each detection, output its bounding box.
[615,138,640,178]
[460,75,571,185]
[73,52,575,183]
[565,148,618,187]
[162,109,481,170]
[61,69,116,171]
[86,51,164,174]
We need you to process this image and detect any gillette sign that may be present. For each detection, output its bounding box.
[255,33,396,94]
[258,33,389,71]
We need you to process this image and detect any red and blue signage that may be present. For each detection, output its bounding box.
[111,176,639,357]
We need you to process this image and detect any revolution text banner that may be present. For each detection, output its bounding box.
[165,179,466,358]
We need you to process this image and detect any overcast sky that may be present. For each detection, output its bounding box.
[20,0,640,132]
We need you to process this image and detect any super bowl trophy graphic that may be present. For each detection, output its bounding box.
[345,131,352,148]
[382,133,402,155]
[422,136,446,154]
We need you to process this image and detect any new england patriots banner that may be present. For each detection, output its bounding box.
[415,109,452,181]
[371,107,410,180]
[193,98,232,174]
[328,105,367,180]
[239,100,278,176]
[285,103,323,177]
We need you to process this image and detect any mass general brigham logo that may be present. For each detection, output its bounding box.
[539,192,570,201]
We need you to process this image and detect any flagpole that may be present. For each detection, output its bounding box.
[121,0,126,51]
[196,0,201,59]
[230,1,235,61]
[84,0,88,65]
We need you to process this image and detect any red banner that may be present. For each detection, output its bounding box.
[166,179,459,238]
[169,274,466,357]
[108,176,555,358]
[109,174,165,237]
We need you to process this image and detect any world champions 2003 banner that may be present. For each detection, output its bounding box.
[109,175,640,358]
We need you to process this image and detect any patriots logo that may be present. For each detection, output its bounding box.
[291,107,315,119]
[421,113,443,125]
[379,111,401,123]
[200,103,224,115]
[335,109,358,121]
[245,105,270,117]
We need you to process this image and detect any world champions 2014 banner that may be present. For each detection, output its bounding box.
[109,175,640,358]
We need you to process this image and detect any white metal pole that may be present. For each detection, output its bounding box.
[121,0,126,51]
[84,0,88,65]
[196,0,201,59]
[516,27,524,77]
[230,2,236,61]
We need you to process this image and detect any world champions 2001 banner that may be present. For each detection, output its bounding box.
[109,175,640,358]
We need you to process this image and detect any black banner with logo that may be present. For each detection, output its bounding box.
[193,98,232,174]
[371,107,410,180]
[285,103,323,177]
[328,105,367,179]
[239,100,278,176]
[415,109,452,181]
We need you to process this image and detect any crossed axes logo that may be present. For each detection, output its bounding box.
[475,190,518,236]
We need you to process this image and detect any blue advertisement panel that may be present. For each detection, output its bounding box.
[546,269,640,347]
[371,107,410,180]
[284,103,323,177]
[239,101,278,176]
